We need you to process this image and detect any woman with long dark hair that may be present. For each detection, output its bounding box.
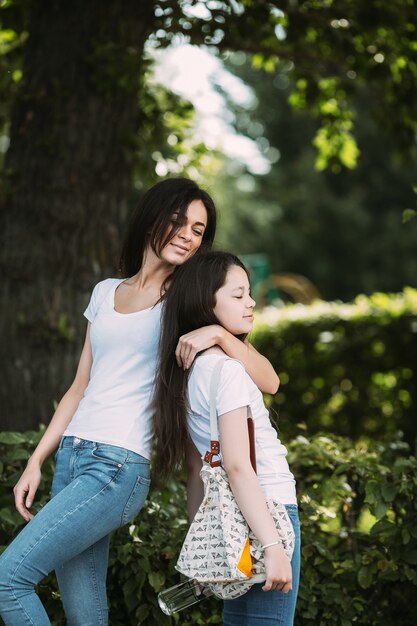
[154,250,300,626]
[0,178,278,626]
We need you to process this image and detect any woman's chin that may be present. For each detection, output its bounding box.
[162,247,199,267]
[162,252,191,266]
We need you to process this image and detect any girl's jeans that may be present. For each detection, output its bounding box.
[0,436,151,626]
[223,504,301,626]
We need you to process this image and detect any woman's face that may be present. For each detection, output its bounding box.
[213,265,256,336]
[160,199,208,266]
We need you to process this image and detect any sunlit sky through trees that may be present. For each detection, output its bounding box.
[153,43,272,175]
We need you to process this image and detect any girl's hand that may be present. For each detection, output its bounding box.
[13,462,42,522]
[262,544,292,593]
[176,325,223,369]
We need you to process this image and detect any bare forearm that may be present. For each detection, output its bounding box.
[14,325,92,521]
[176,325,279,393]
[219,408,291,592]
[227,467,284,551]
[217,329,279,394]
[28,386,84,467]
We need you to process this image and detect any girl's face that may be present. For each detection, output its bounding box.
[160,199,208,266]
[213,265,256,335]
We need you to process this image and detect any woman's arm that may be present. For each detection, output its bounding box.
[14,324,93,521]
[175,325,279,394]
[185,439,204,522]
[219,406,292,593]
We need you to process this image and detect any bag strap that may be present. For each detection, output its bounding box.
[204,358,257,473]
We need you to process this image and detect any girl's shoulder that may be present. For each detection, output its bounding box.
[193,353,247,383]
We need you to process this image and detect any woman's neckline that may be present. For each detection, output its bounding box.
[112,279,162,316]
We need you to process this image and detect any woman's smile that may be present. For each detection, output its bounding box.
[170,242,190,254]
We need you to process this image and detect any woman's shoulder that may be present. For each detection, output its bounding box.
[89,277,123,298]
[84,278,124,321]
[93,277,124,290]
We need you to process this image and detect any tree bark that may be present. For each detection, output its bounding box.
[0,0,156,431]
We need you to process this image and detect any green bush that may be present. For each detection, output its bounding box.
[1,431,416,626]
[253,288,417,449]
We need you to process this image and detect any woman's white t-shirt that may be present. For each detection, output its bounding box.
[64,278,162,459]
[187,353,297,504]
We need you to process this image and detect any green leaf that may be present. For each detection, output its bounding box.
[0,432,30,444]
[135,603,151,621]
[381,483,396,502]
[358,566,373,589]
[0,507,21,526]
[402,209,417,223]
[365,480,380,505]
[147,571,164,592]
[374,502,388,519]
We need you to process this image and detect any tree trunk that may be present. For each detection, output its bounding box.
[0,0,156,431]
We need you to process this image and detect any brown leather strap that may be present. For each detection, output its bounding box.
[247,416,257,473]
[206,416,257,472]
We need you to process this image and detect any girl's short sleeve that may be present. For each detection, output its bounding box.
[216,359,251,417]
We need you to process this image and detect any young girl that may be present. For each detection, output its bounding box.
[0,179,278,626]
[154,251,300,626]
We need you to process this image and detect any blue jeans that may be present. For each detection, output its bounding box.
[0,436,151,626]
[223,504,301,626]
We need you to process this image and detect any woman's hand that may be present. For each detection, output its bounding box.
[176,325,223,369]
[13,461,42,522]
[262,543,292,593]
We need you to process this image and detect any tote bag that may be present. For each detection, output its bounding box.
[176,358,295,599]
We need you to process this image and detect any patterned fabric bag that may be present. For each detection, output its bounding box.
[176,358,295,600]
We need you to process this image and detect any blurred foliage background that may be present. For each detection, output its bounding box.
[254,289,417,452]
[1,0,417,429]
[210,54,417,301]
[1,1,417,624]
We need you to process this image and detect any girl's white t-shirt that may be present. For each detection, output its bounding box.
[64,278,162,459]
[187,353,297,504]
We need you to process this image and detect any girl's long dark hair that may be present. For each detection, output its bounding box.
[153,251,249,480]
[119,177,217,277]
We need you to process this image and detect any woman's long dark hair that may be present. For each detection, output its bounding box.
[153,251,249,480]
[119,178,217,277]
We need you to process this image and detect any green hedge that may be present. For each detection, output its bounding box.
[253,288,417,449]
[1,430,416,626]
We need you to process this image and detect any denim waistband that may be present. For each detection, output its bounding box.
[284,504,298,512]
[59,436,149,464]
